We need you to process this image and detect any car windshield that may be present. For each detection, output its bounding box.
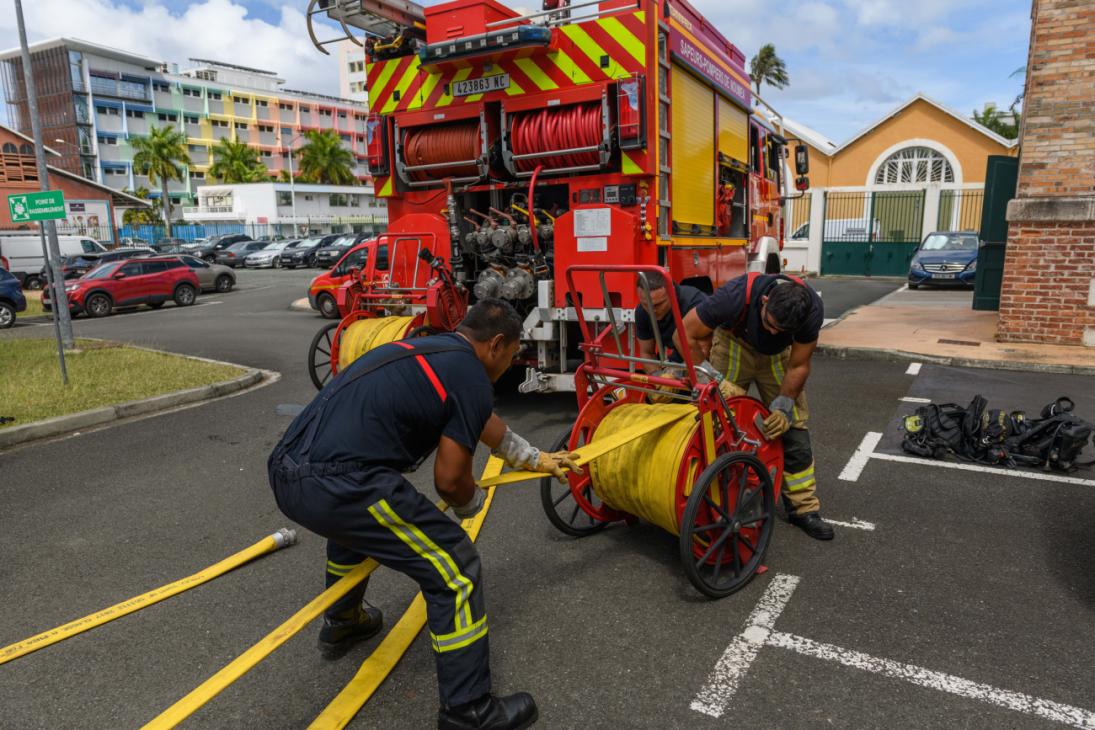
[332,235,355,247]
[921,234,978,251]
[265,241,291,252]
[83,262,119,280]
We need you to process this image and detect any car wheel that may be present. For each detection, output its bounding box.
[25,275,44,290]
[318,293,339,319]
[215,274,234,293]
[174,283,197,307]
[86,293,113,318]
[204,255,216,263]
[148,301,165,309]
[273,257,281,269]
[0,301,15,329]
[908,283,920,290]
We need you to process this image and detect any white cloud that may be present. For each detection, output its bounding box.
[0,0,344,97]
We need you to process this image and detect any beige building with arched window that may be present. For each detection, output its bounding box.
[779,94,1018,274]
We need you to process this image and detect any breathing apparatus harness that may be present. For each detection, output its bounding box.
[902,396,1095,472]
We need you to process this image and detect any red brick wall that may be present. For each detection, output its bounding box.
[998,0,1095,346]
[998,221,1095,344]
[1015,0,1095,198]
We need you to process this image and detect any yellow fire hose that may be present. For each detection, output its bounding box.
[338,316,416,371]
[477,406,695,488]
[143,459,503,730]
[0,529,297,667]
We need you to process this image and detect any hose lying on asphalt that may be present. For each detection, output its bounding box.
[0,529,298,667]
[143,459,503,730]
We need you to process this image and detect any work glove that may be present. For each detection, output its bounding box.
[763,395,795,440]
[719,379,746,400]
[533,450,583,482]
[646,368,679,404]
[451,488,486,520]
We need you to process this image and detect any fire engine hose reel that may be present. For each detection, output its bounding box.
[400,121,484,183]
[507,102,608,175]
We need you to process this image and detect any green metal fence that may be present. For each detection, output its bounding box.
[938,189,984,233]
[820,190,925,276]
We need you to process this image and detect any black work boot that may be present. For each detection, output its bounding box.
[438,692,538,730]
[788,511,835,541]
[317,602,383,660]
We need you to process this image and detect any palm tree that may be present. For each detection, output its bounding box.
[749,44,790,96]
[972,103,1020,140]
[130,125,190,232]
[295,129,356,185]
[209,138,270,183]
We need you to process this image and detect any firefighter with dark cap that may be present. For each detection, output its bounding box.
[681,273,834,541]
[269,298,576,729]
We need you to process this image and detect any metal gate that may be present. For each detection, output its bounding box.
[820,190,925,276]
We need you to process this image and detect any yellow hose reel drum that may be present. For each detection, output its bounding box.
[540,390,784,599]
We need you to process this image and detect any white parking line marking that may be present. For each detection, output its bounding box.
[871,452,1095,488]
[825,517,876,531]
[822,318,837,328]
[766,631,1095,728]
[905,362,922,375]
[900,396,932,403]
[838,431,883,482]
[692,575,1095,727]
[690,574,800,718]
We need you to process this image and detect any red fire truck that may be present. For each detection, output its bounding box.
[307,0,810,392]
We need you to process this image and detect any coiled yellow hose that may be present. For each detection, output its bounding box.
[588,404,699,534]
[337,316,416,370]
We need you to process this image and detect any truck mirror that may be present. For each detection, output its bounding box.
[795,144,810,176]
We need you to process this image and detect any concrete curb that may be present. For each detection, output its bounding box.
[0,352,265,450]
[290,297,313,313]
[817,344,1095,376]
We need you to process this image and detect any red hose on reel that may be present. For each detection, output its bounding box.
[510,103,602,173]
[402,122,482,182]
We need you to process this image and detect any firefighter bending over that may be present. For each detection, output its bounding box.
[681,273,834,541]
[269,299,577,729]
[634,271,742,402]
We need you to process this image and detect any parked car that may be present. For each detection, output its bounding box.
[0,267,27,329]
[244,239,298,269]
[152,238,187,252]
[309,240,388,319]
[216,239,272,268]
[40,247,153,282]
[42,256,200,317]
[192,234,253,262]
[176,255,236,293]
[908,231,979,289]
[118,237,150,248]
[279,234,341,269]
[0,233,106,289]
[312,233,367,269]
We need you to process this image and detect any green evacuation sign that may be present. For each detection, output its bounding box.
[8,190,67,222]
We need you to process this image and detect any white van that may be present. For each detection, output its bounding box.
[790,218,882,241]
[0,234,107,289]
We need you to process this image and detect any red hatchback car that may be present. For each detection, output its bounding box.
[43,256,201,318]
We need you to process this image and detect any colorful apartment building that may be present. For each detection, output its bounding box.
[0,38,370,218]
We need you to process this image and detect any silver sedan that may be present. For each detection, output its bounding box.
[176,255,236,293]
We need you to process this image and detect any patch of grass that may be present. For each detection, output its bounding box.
[21,290,44,317]
[0,339,246,429]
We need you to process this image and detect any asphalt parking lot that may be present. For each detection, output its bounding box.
[2,270,1093,729]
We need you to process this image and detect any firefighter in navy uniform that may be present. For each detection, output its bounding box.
[269,299,576,730]
[681,273,834,541]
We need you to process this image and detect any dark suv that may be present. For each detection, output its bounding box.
[44,247,152,281]
[0,267,27,328]
[279,234,342,268]
[193,234,253,263]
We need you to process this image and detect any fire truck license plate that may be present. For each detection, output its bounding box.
[453,74,510,97]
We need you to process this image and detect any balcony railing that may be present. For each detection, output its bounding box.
[183,205,235,215]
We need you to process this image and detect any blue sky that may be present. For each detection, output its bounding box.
[0,0,1031,142]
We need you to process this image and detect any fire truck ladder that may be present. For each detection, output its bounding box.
[305,0,426,54]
